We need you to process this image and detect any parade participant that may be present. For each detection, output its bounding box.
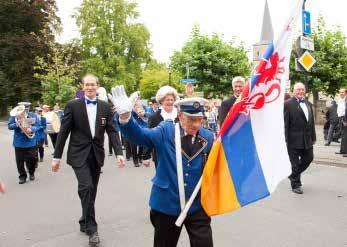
[219,76,245,125]
[142,85,179,167]
[8,102,39,184]
[51,74,125,246]
[335,88,347,156]
[146,98,159,117]
[131,104,148,166]
[35,107,47,162]
[42,105,50,147]
[284,82,316,194]
[324,100,339,146]
[111,85,214,247]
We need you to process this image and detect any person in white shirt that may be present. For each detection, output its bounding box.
[336,88,347,156]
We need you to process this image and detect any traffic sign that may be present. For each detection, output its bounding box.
[302,11,311,35]
[180,78,197,84]
[299,35,314,51]
[298,51,316,71]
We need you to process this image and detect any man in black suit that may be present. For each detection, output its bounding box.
[51,74,125,246]
[219,76,245,126]
[284,82,316,194]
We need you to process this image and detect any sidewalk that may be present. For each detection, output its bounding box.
[313,125,346,167]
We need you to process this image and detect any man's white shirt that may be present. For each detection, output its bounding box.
[85,97,97,138]
[337,97,346,117]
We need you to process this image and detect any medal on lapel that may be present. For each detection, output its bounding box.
[101,117,106,126]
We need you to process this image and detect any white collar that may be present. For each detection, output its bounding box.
[160,107,177,121]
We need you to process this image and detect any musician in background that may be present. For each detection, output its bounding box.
[45,104,62,148]
[35,107,47,162]
[42,105,50,147]
[8,102,39,184]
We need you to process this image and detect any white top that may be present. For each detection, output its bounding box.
[85,97,97,138]
[160,107,177,121]
[337,97,346,117]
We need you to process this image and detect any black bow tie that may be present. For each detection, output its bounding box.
[86,99,97,105]
[298,98,305,103]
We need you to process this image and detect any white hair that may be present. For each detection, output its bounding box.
[82,74,99,84]
[293,82,305,90]
[232,76,245,86]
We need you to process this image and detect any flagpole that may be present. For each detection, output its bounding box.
[175,177,202,227]
[175,123,186,211]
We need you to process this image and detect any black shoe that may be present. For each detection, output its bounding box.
[343,154,347,157]
[29,174,35,181]
[134,163,140,167]
[324,142,330,146]
[89,232,100,246]
[292,187,303,194]
[335,152,346,154]
[39,158,43,162]
[19,178,26,184]
[80,226,87,235]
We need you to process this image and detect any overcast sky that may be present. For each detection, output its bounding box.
[56,0,347,63]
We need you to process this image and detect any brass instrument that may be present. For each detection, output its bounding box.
[10,105,36,139]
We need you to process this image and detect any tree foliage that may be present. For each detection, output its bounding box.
[290,16,347,97]
[75,0,152,92]
[34,40,82,107]
[0,0,59,115]
[139,62,183,99]
[170,25,251,98]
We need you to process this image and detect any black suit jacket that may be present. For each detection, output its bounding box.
[284,97,316,150]
[219,95,237,126]
[54,98,122,167]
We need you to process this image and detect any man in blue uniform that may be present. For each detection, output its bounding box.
[111,86,214,247]
[8,102,39,184]
[35,107,47,162]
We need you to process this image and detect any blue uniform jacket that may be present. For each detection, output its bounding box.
[119,117,214,216]
[133,112,148,128]
[36,116,47,141]
[8,112,40,148]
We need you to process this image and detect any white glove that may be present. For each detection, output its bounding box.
[108,86,139,114]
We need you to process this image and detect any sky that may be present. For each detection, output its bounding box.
[56,0,347,63]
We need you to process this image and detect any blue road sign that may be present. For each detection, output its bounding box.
[302,10,311,35]
[180,78,197,84]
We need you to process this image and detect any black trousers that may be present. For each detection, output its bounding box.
[48,133,58,148]
[124,139,132,160]
[339,119,347,153]
[37,140,44,159]
[130,143,144,165]
[288,147,313,189]
[150,209,213,247]
[15,147,37,180]
[73,151,101,235]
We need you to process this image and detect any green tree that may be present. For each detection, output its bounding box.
[139,62,183,99]
[34,40,82,107]
[0,0,59,115]
[170,25,251,98]
[75,0,151,92]
[290,16,347,100]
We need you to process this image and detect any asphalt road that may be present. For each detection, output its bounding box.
[0,123,346,247]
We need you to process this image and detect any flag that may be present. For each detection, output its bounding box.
[201,0,304,216]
